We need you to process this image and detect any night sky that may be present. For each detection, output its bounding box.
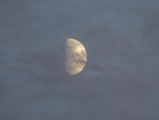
[0,0,159,120]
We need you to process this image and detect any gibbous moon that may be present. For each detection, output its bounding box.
[66,38,87,76]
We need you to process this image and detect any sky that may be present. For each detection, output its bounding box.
[0,0,159,120]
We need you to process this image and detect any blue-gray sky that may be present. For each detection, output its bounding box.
[0,0,159,120]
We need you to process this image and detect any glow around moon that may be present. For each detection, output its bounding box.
[66,38,87,76]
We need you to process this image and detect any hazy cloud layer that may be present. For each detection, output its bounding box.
[0,0,159,120]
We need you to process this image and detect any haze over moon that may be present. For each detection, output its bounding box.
[65,38,87,76]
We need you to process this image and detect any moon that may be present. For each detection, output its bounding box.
[65,38,87,76]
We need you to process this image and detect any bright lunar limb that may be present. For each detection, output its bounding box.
[66,38,87,76]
